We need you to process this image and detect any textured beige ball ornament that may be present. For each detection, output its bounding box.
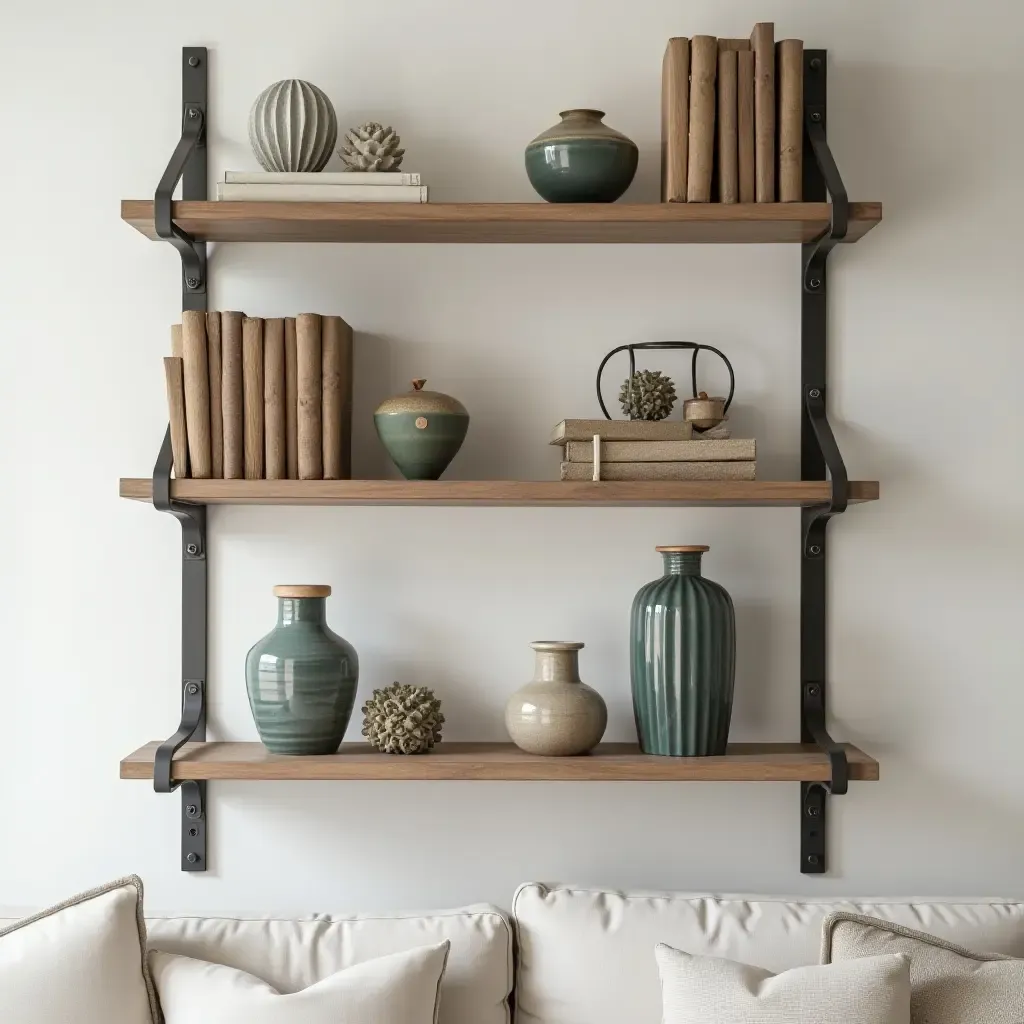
[248,79,338,172]
[340,122,405,171]
[505,642,607,756]
[362,682,444,754]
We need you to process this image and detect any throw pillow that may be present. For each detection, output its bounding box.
[822,911,1024,1024]
[151,939,451,1024]
[656,942,910,1024]
[0,875,158,1024]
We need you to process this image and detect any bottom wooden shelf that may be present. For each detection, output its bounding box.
[120,741,878,783]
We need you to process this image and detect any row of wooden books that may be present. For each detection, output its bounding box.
[164,311,353,480]
[661,23,804,203]
[550,420,756,481]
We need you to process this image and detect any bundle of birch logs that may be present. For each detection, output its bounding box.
[163,311,353,480]
[661,24,805,203]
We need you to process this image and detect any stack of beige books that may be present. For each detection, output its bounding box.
[550,420,755,481]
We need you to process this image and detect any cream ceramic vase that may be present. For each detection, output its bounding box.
[505,642,607,756]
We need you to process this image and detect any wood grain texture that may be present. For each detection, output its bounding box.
[737,49,756,203]
[718,38,751,51]
[206,312,223,478]
[296,313,323,480]
[777,39,805,202]
[118,478,880,507]
[242,317,265,480]
[686,35,718,203]
[661,38,689,203]
[562,460,755,481]
[181,309,211,478]
[162,357,189,479]
[221,311,244,479]
[264,318,286,480]
[750,22,776,202]
[285,317,298,479]
[170,323,182,359]
[120,740,879,782]
[321,315,353,479]
[120,201,883,244]
[718,48,739,203]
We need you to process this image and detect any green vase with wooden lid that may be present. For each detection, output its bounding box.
[245,585,359,755]
[374,378,469,480]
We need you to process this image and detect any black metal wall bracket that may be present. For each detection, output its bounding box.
[798,50,853,874]
[155,47,208,311]
[150,47,210,872]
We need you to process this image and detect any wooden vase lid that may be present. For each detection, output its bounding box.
[273,585,332,598]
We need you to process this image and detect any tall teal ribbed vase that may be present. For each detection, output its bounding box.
[630,546,736,756]
[245,585,359,755]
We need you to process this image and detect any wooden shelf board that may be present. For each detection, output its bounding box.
[121,741,878,783]
[118,478,879,507]
[120,200,882,245]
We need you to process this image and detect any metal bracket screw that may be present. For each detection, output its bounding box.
[810,111,822,123]
[807,854,821,867]
[808,388,821,399]
[808,544,822,556]
[186,683,199,696]
[807,804,821,817]
[185,277,200,289]
[186,107,199,119]
[185,804,197,816]
[186,853,199,864]
[810,56,822,70]
[188,55,200,67]
[808,277,821,290]
[186,542,199,554]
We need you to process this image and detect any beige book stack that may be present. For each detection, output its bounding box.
[660,24,804,204]
[550,420,756,481]
[162,311,353,481]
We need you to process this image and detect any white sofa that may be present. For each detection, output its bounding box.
[5,882,1023,1024]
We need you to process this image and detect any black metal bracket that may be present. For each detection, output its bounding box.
[799,49,852,874]
[155,47,207,310]
[150,47,210,872]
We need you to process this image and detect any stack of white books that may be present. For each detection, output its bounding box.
[216,171,428,203]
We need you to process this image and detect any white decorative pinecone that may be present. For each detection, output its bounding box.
[339,122,405,171]
[362,682,444,755]
[619,370,678,421]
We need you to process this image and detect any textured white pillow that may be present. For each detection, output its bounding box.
[152,940,450,1024]
[823,912,1024,1024]
[656,942,911,1024]
[0,875,158,1024]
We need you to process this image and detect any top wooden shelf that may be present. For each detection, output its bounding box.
[120,200,882,245]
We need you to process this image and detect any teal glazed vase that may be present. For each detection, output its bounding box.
[630,546,736,756]
[374,378,469,480]
[525,109,638,203]
[245,585,359,755]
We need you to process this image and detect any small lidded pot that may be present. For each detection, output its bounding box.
[373,378,469,480]
[505,642,607,756]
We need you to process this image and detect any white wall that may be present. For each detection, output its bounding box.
[2,0,1022,914]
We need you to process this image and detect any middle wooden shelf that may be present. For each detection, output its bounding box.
[121,740,880,783]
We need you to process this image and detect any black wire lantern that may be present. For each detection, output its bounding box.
[595,342,735,431]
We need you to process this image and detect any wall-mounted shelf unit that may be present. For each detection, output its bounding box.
[119,46,882,876]
[122,741,879,783]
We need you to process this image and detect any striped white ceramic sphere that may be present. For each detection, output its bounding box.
[248,79,338,173]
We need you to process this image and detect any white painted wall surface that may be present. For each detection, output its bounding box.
[1,0,1022,913]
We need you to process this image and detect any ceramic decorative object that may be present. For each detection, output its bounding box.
[505,642,607,756]
[630,546,736,756]
[525,109,638,203]
[373,379,469,480]
[683,391,728,430]
[248,80,338,173]
[619,369,678,421]
[361,682,444,754]
[340,122,405,171]
[245,585,358,755]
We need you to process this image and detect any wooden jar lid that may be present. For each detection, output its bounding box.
[655,545,710,553]
[273,585,332,598]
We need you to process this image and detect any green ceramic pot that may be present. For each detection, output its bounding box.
[245,585,359,755]
[525,109,638,203]
[630,546,736,756]
[374,378,469,480]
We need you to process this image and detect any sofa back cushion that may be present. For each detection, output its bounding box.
[0,903,512,1024]
[512,883,1024,1024]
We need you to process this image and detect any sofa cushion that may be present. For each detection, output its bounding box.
[512,883,1024,1024]
[823,912,1024,1024]
[0,902,511,1024]
[152,941,450,1024]
[0,875,158,1024]
[657,943,910,1024]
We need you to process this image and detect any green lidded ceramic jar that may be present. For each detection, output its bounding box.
[374,378,469,480]
[245,585,359,755]
[525,108,638,203]
[630,546,736,756]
